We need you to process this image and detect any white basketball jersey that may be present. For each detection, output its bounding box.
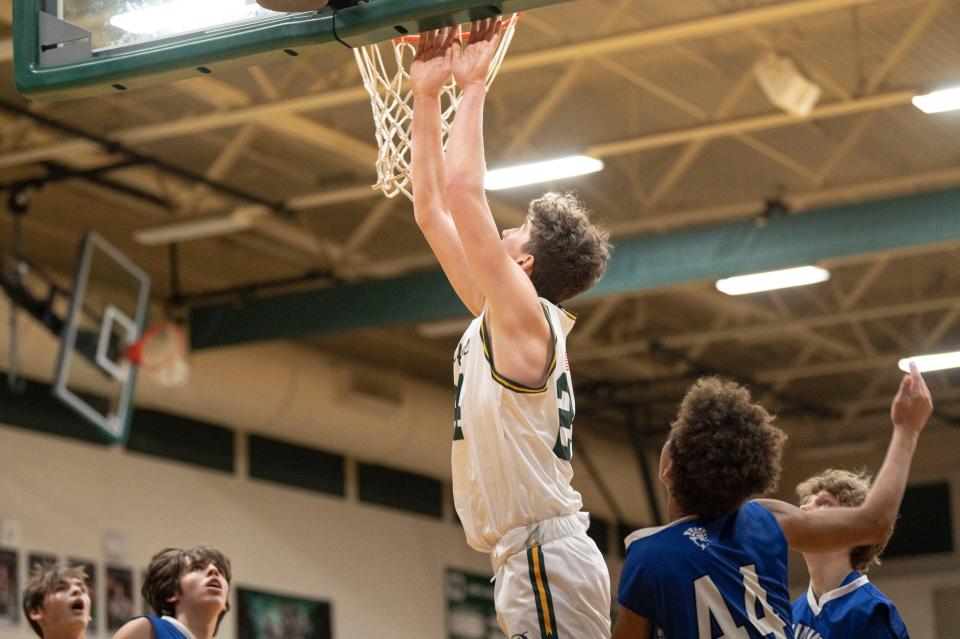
[452,299,583,553]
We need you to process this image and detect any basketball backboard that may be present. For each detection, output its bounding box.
[14,0,572,100]
[53,231,150,442]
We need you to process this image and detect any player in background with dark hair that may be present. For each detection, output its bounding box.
[113,546,231,639]
[792,469,908,638]
[613,364,932,639]
[22,564,91,639]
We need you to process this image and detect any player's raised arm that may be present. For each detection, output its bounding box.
[444,19,551,387]
[760,363,933,552]
[410,27,484,316]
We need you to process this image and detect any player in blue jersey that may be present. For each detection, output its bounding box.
[113,546,231,639]
[613,363,932,639]
[23,564,91,639]
[792,469,909,638]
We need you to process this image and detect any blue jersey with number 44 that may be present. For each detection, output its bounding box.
[792,571,909,639]
[619,500,791,638]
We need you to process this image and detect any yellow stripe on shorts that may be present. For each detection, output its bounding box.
[527,545,559,638]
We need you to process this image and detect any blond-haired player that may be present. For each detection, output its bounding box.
[410,19,612,639]
[22,565,91,639]
[792,469,908,638]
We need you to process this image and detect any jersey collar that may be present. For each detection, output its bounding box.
[805,572,870,616]
[623,516,697,549]
[162,616,199,639]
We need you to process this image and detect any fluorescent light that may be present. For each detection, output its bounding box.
[110,0,267,36]
[912,86,960,114]
[485,155,604,191]
[134,206,267,245]
[898,350,960,373]
[716,266,830,295]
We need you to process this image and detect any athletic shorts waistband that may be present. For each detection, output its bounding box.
[490,512,590,576]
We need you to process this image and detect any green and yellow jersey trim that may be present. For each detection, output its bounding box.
[557,305,578,321]
[479,303,557,394]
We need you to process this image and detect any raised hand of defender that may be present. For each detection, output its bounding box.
[890,361,933,438]
[451,18,501,89]
[410,27,457,97]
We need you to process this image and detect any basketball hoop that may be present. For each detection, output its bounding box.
[126,322,191,388]
[353,15,521,200]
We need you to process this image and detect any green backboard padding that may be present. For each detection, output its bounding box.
[189,187,960,350]
[15,0,574,100]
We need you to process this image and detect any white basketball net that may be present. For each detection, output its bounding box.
[353,14,520,200]
[135,323,191,388]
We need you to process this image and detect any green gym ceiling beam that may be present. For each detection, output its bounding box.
[190,187,960,350]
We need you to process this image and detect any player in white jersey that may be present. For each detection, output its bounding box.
[410,21,612,639]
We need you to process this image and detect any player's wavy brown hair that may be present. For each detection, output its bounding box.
[796,468,886,572]
[524,192,611,304]
[142,546,231,633]
[23,564,89,638]
[667,377,787,518]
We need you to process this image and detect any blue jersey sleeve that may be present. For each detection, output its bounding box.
[617,542,659,620]
[863,602,909,639]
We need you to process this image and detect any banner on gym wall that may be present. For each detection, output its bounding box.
[237,587,332,639]
[445,568,504,639]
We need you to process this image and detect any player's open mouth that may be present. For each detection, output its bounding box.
[70,600,85,611]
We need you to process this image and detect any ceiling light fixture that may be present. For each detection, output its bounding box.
[898,350,960,373]
[134,206,268,245]
[716,266,830,296]
[753,52,822,118]
[485,155,604,191]
[912,86,960,114]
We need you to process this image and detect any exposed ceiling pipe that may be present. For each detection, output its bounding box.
[0,101,296,217]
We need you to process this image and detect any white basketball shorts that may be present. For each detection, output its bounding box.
[494,531,610,639]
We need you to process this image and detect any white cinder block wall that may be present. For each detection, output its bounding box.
[0,426,496,639]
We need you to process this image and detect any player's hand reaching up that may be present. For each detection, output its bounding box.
[410,27,457,97]
[452,18,501,89]
[890,361,933,439]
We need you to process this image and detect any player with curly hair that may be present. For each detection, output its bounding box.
[792,469,909,638]
[613,364,932,639]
